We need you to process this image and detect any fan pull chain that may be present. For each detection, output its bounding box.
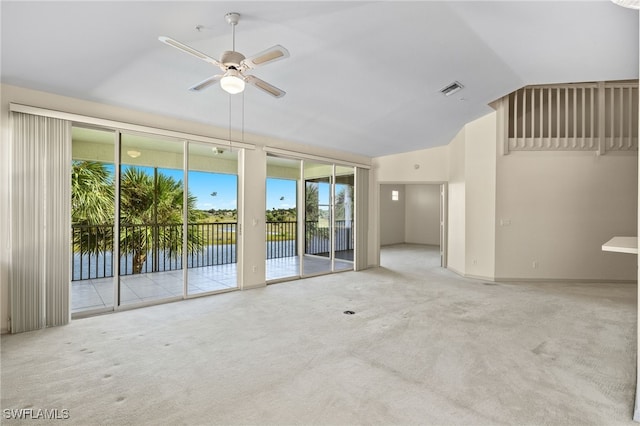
[228,94,232,150]
[242,90,245,143]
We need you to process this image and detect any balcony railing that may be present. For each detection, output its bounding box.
[305,220,353,256]
[72,220,353,281]
[72,222,237,281]
[266,221,297,258]
[72,224,114,281]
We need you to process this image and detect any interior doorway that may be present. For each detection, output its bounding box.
[379,183,447,267]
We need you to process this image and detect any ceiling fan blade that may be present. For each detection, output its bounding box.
[158,36,222,67]
[245,75,286,98]
[189,75,223,92]
[241,45,290,69]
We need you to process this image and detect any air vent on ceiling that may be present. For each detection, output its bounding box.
[440,81,464,96]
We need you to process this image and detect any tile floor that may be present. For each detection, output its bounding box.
[72,255,353,313]
[266,254,353,281]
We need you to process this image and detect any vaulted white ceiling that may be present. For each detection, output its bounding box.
[1,1,638,157]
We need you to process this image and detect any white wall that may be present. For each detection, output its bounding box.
[374,145,449,183]
[379,185,406,246]
[447,127,466,276]
[464,113,497,279]
[0,84,373,333]
[495,150,637,281]
[375,109,634,284]
[405,185,440,245]
[379,184,441,246]
[238,148,267,289]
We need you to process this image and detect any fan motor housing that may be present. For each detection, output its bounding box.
[221,51,246,68]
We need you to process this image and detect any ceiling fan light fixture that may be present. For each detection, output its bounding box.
[610,0,640,8]
[159,12,287,98]
[220,69,245,94]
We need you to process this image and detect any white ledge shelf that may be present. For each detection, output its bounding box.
[602,236,638,254]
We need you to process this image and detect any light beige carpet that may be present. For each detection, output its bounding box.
[1,244,636,425]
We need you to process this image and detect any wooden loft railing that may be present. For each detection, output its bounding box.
[494,81,638,154]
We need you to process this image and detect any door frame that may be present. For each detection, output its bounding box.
[376,181,448,267]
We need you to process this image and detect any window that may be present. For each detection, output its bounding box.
[392,190,399,201]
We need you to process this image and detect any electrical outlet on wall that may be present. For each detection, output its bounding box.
[532,261,538,269]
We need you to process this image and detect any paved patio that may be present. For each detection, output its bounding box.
[72,255,353,313]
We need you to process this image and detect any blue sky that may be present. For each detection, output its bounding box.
[97,164,348,212]
[192,173,299,210]
[116,165,297,210]
[266,178,297,210]
[188,170,238,210]
[189,173,299,210]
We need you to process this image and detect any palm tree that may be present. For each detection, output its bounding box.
[119,167,204,274]
[71,161,115,260]
[72,161,114,224]
[305,181,328,254]
[305,181,319,223]
[71,162,205,275]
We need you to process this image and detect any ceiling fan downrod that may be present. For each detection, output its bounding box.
[225,12,240,52]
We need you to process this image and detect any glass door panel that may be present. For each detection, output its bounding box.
[303,161,333,276]
[334,166,354,271]
[119,133,184,306]
[71,126,116,313]
[266,155,300,281]
[187,143,238,295]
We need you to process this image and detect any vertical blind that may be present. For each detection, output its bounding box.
[354,167,369,271]
[10,112,71,333]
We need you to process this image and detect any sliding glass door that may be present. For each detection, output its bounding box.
[264,156,356,281]
[71,126,239,315]
[71,126,116,313]
[186,142,238,294]
[70,123,356,313]
[118,133,185,306]
[302,161,355,276]
[334,166,354,271]
[266,155,300,281]
[303,161,333,276]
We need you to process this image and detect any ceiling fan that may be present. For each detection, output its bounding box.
[159,12,289,98]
